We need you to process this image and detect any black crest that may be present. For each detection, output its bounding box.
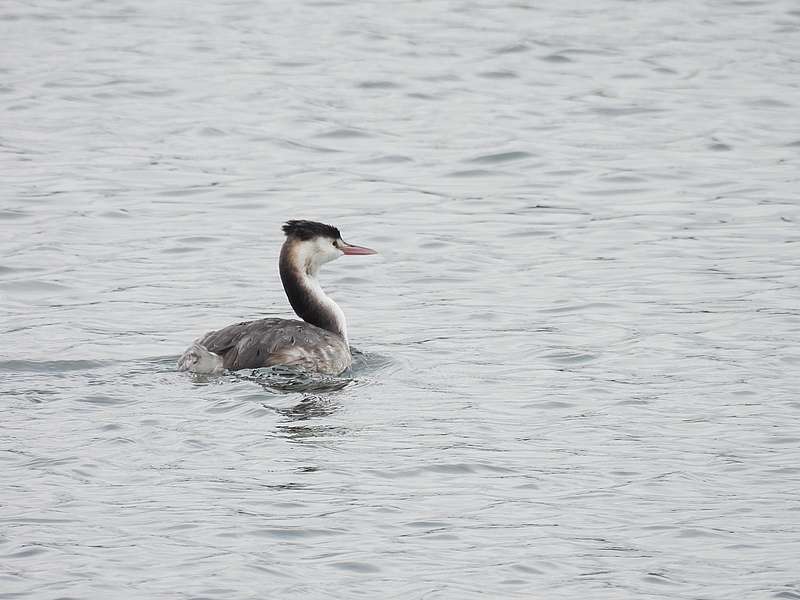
[282,220,341,241]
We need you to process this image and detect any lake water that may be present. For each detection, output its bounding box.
[3,0,800,598]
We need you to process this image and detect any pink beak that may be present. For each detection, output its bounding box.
[340,241,377,255]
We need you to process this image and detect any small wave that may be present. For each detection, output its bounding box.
[0,359,108,373]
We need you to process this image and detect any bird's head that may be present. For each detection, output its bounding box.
[281,220,377,275]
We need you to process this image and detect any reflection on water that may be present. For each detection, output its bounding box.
[273,395,341,421]
[3,0,800,598]
[272,395,350,445]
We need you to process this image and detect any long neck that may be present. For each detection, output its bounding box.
[279,241,348,344]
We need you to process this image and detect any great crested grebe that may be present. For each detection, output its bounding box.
[178,220,376,376]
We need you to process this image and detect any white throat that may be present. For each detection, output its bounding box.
[301,271,348,346]
[280,237,349,345]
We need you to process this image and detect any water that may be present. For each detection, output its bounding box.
[3,0,800,597]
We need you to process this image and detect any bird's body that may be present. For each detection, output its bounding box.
[185,318,351,375]
[178,220,376,376]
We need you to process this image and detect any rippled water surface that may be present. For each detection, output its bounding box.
[3,1,800,598]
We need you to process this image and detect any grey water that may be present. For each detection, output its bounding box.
[2,0,800,598]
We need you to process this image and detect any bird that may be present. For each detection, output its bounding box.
[178,220,377,376]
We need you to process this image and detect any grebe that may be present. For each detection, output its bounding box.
[178,220,376,376]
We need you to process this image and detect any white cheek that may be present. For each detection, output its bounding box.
[304,239,342,273]
[322,242,342,263]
